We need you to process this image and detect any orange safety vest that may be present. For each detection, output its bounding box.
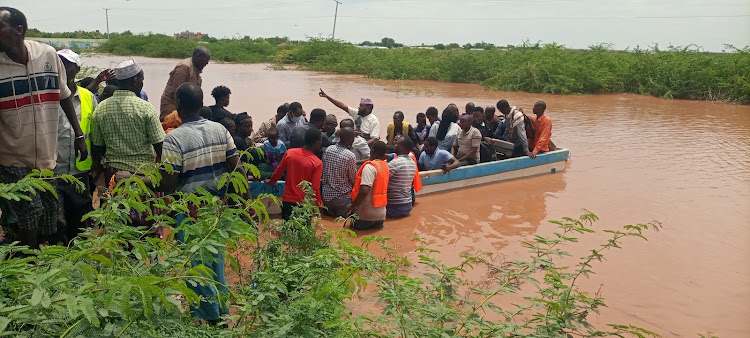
[351,160,390,207]
[409,152,423,193]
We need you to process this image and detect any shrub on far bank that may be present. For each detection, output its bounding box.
[94,33,750,104]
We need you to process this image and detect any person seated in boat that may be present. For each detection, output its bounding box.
[428,108,460,152]
[484,105,501,135]
[333,119,370,163]
[206,85,234,123]
[528,101,551,159]
[262,127,287,170]
[232,113,253,151]
[419,136,460,173]
[494,99,532,158]
[386,137,420,218]
[471,107,494,163]
[414,112,430,147]
[219,117,236,136]
[425,106,439,126]
[319,89,381,146]
[453,115,482,166]
[464,102,475,117]
[386,111,415,147]
[347,141,390,230]
[323,114,338,143]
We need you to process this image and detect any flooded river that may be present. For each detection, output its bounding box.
[85,55,750,337]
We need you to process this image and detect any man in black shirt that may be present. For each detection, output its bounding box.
[204,85,234,122]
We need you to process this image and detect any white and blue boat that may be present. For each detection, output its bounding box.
[248,148,569,213]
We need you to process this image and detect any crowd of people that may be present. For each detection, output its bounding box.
[0,7,553,324]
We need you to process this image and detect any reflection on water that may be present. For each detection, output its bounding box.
[83,55,750,337]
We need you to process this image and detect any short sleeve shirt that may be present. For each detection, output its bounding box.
[90,90,165,172]
[321,143,357,202]
[348,106,380,140]
[454,127,482,163]
[418,148,453,171]
[161,119,237,195]
[356,163,386,221]
[387,155,416,205]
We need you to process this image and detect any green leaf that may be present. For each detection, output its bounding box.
[0,317,10,332]
[30,288,43,306]
[80,297,101,327]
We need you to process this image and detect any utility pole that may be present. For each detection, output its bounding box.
[103,8,111,39]
[332,0,341,39]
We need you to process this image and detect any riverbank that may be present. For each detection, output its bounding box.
[90,34,750,104]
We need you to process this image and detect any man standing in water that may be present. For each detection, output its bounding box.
[0,7,88,248]
[267,128,324,221]
[321,127,357,218]
[156,82,248,324]
[348,141,389,230]
[319,88,381,146]
[386,137,418,218]
[160,46,210,120]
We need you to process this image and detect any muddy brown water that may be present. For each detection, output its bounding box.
[85,55,750,336]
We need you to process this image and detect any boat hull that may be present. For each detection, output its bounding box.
[417,148,569,195]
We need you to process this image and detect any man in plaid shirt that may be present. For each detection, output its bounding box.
[91,59,165,181]
[321,127,357,218]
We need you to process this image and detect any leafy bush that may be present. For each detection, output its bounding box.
[1,169,667,336]
[89,32,750,103]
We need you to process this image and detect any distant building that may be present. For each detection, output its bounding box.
[27,37,106,50]
[174,31,208,40]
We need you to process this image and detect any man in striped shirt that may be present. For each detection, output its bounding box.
[159,82,247,323]
[386,137,417,218]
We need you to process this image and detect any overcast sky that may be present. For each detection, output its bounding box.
[9,0,750,52]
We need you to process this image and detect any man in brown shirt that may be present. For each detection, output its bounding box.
[159,46,210,120]
[452,114,482,165]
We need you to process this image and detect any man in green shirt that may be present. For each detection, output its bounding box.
[90,59,165,183]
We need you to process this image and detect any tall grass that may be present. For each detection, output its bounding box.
[95,34,750,104]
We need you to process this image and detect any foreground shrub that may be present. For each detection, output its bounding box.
[1,170,664,336]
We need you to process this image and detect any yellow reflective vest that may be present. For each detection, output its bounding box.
[75,86,94,171]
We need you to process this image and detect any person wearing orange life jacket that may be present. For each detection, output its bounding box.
[348,141,390,230]
[55,49,98,244]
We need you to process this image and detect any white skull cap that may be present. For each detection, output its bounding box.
[114,58,142,80]
[56,49,81,66]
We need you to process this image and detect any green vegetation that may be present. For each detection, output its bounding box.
[0,164,665,336]
[30,28,749,103]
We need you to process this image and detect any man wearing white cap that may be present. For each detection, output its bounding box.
[90,58,165,183]
[55,49,98,243]
[0,7,88,248]
[318,88,381,146]
[159,46,210,121]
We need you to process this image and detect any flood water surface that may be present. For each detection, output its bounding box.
[85,55,750,337]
